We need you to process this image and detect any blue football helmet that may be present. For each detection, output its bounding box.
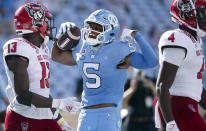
[82,9,120,46]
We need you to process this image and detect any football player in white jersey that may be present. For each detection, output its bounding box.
[3,2,81,131]
[156,0,206,131]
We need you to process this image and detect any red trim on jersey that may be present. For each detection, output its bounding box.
[13,38,37,49]
[175,29,200,43]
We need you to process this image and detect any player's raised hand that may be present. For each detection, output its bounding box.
[120,27,137,42]
[52,97,82,114]
[166,120,180,131]
[57,22,76,35]
[56,22,81,50]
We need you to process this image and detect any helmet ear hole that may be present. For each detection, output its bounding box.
[36,24,42,27]
[111,25,114,30]
[110,33,114,36]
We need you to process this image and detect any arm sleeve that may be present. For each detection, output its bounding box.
[131,33,159,69]
[161,47,186,66]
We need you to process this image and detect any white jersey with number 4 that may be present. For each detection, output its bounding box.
[159,29,204,102]
[3,38,54,119]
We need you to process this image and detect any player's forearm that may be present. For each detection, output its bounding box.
[31,92,53,108]
[156,61,179,123]
[51,42,76,65]
[14,70,53,108]
[134,33,158,68]
[157,84,174,123]
[51,41,64,62]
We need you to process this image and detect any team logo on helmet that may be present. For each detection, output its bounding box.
[177,0,195,19]
[25,4,45,26]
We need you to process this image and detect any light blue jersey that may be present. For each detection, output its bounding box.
[72,39,135,107]
[72,32,158,131]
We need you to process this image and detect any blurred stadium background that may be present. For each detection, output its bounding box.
[1,0,206,130]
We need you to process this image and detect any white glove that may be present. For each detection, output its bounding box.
[166,120,180,131]
[52,97,82,114]
[57,117,74,131]
[57,22,76,36]
[120,28,136,42]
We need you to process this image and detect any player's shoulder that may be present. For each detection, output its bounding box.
[3,38,37,50]
[3,38,37,57]
[159,29,193,48]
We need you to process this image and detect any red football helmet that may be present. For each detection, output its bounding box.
[14,2,56,40]
[170,0,206,37]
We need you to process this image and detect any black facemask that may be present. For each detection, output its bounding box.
[196,6,206,30]
[48,16,57,41]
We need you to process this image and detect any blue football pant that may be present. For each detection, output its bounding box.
[77,106,121,131]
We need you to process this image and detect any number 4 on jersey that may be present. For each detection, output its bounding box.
[168,32,175,42]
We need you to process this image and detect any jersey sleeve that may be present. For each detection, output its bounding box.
[3,39,33,60]
[162,48,186,66]
[119,40,138,57]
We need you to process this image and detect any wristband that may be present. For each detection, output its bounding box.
[57,117,66,126]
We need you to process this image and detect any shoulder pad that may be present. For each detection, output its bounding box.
[159,29,193,49]
[3,38,36,59]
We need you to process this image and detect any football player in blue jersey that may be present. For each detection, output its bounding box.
[51,9,158,131]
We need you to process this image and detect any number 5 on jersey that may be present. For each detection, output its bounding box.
[83,63,101,89]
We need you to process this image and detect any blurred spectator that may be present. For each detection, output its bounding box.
[148,26,161,54]
[123,71,157,131]
[0,0,15,35]
[124,67,137,91]
[145,26,161,83]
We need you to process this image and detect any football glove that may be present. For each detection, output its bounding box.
[57,117,74,131]
[56,22,80,50]
[52,97,82,114]
[120,28,136,42]
[166,120,180,131]
[57,22,76,37]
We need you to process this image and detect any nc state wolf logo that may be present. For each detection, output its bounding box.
[25,4,45,26]
[177,0,195,19]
